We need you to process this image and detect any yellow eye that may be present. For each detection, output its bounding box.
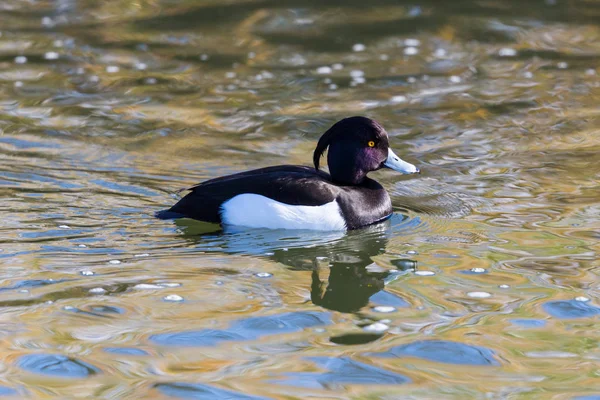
[368,141,375,147]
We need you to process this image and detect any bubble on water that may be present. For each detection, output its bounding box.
[390,95,407,104]
[89,287,106,294]
[19,289,29,293]
[134,253,149,257]
[557,62,568,69]
[499,284,510,289]
[200,54,209,61]
[415,271,435,276]
[58,225,70,229]
[44,52,59,60]
[350,70,364,78]
[575,296,590,302]
[449,75,462,83]
[53,39,64,47]
[407,77,417,83]
[135,62,147,70]
[63,306,75,311]
[352,43,366,52]
[468,291,491,298]
[108,260,121,265]
[106,65,120,73]
[363,322,389,332]
[14,56,27,64]
[260,70,274,79]
[352,76,366,84]
[524,71,533,79]
[407,250,418,255]
[379,54,389,61]
[145,77,157,85]
[373,306,396,313]
[215,281,224,286]
[332,63,343,70]
[255,272,273,278]
[498,48,517,57]
[163,294,184,302]
[135,284,163,290]
[14,81,23,88]
[434,48,447,57]
[405,38,421,47]
[135,283,181,290]
[160,283,181,288]
[264,252,274,256]
[329,84,338,90]
[89,75,100,83]
[45,301,53,305]
[295,18,313,25]
[586,68,596,76]
[404,47,419,56]
[78,244,87,248]
[41,16,55,27]
[80,270,94,276]
[316,66,332,74]
[225,71,236,79]
[470,268,487,273]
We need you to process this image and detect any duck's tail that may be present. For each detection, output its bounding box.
[155,209,185,220]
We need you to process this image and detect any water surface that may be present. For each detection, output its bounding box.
[0,0,599,398]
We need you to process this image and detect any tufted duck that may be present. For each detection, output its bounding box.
[156,116,419,230]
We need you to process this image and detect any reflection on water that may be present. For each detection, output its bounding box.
[178,216,419,313]
[0,0,599,398]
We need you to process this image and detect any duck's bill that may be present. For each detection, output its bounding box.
[384,149,420,174]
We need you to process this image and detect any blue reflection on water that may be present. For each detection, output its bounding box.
[150,311,331,347]
[368,340,499,366]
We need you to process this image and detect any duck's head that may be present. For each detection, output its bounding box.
[313,116,419,185]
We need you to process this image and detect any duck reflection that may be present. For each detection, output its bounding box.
[174,214,420,314]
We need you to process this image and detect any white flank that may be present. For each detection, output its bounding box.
[220,194,346,231]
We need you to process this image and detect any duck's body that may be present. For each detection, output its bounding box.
[157,165,392,230]
[157,117,419,231]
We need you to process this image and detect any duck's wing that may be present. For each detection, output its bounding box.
[157,165,340,223]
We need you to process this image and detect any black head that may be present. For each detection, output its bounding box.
[313,116,419,185]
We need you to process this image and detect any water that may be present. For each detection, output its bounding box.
[0,0,599,398]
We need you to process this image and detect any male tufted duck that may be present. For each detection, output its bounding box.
[156,116,419,230]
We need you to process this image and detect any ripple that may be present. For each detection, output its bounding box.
[369,291,410,308]
[0,386,17,396]
[273,357,410,388]
[18,354,101,378]
[154,382,268,400]
[330,333,383,345]
[368,340,499,366]
[542,300,600,319]
[103,347,149,356]
[510,319,547,328]
[150,329,245,347]
[151,312,331,347]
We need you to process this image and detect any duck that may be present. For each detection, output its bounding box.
[156,116,420,231]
